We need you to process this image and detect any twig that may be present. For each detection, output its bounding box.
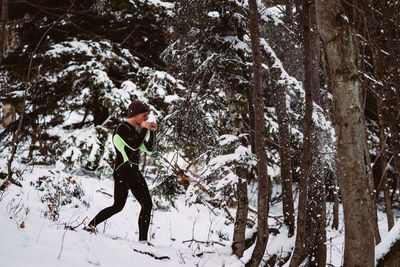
[376,154,395,195]
[64,216,88,230]
[57,229,67,260]
[223,207,234,222]
[36,217,46,243]
[177,250,186,264]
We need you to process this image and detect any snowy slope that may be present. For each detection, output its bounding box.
[0,165,242,267]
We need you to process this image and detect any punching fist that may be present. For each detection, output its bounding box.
[141,121,158,131]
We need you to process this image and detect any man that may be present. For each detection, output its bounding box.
[85,100,157,245]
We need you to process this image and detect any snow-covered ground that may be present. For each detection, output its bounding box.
[0,165,242,267]
[0,163,398,267]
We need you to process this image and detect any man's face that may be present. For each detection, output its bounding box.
[134,111,149,125]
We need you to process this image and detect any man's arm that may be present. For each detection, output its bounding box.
[118,124,148,150]
[143,131,156,152]
[141,122,157,152]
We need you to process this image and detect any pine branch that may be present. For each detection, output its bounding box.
[2,1,75,190]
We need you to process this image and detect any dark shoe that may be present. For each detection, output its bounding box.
[83,224,97,233]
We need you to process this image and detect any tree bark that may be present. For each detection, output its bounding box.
[307,134,326,267]
[316,0,375,266]
[275,85,295,237]
[332,169,339,230]
[306,2,327,263]
[285,0,293,24]
[388,109,400,205]
[246,0,270,266]
[233,167,249,257]
[0,0,9,65]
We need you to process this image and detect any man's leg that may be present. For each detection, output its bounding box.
[88,170,129,228]
[127,167,153,241]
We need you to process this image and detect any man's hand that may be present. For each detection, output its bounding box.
[148,122,158,131]
[141,121,158,131]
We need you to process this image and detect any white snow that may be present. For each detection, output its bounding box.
[207,11,220,18]
[376,220,400,263]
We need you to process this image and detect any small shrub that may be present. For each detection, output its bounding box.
[31,175,88,221]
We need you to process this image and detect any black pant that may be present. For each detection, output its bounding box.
[89,164,152,241]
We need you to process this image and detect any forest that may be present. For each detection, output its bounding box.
[0,0,399,266]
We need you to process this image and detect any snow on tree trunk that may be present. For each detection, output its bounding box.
[316,0,375,266]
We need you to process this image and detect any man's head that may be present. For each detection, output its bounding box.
[127,100,150,126]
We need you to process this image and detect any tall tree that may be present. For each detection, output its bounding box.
[289,0,315,265]
[316,0,375,266]
[305,1,326,265]
[274,84,295,237]
[229,84,250,258]
[363,2,395,231]
[247,0,270,266]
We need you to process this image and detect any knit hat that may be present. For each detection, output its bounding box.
[127,100,150,118]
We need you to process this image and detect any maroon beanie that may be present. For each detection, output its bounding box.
[127,100,150,118]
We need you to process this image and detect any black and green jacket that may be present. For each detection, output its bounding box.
[112,121,156,171]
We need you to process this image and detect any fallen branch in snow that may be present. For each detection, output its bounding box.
[182,239,226,247]
[96,188,113,197]
[132,248,170,260]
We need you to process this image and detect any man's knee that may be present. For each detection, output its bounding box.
[143,198,152,212]
[113,201,125,212]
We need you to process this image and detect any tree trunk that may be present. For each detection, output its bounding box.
[363,117,381,243]
[0,0,9,65]
[289,1,315,266]
[285,0,293,24]
[332,169,339,230]
[367,25,395,230]
[307,134,326,267]
[275,85,295,237]
[388,109,400,204]
[233,167,249,257]
[316,0,375,266]
[307,2,326,263]
[359,47,381,243]
[246,0,270,266]
[227,82,249,258]
[0,102,16,128]
[377,97,394,230]
[363,108,381,244]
